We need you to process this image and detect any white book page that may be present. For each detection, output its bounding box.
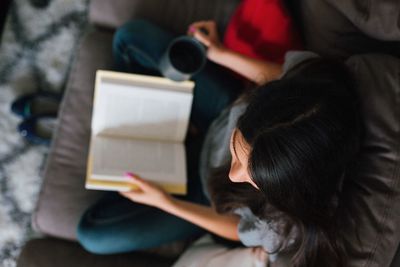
[90,135,186,186]
[92,74,193,142]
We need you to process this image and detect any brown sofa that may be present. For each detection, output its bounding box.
[17,0,400,266]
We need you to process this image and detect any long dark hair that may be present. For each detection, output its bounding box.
[208,58,361,267]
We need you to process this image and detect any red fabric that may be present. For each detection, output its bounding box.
[223,0,303,64]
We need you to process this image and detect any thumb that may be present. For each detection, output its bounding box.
[193,30,210,47]
[124,172,149,190]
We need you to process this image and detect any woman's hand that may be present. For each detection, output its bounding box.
[188,20,226,62]
[187,20,282,84]
[121,173,240,241]
[119,172,174,209]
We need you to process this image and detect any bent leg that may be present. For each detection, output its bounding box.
[112,19,176,74]
[77,192,205,254]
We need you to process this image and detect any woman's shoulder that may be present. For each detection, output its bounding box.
[280,50,320,78]
[233,206,298,262]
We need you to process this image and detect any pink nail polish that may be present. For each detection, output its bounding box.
[189,26,196,33]
[124,172,135,178]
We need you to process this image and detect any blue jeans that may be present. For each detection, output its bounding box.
[77,20,243,254]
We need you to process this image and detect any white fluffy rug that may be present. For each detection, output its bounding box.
[0,0,88,266]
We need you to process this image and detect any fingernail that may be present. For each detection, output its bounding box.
[189,26,196,33]
[124,172,135,178]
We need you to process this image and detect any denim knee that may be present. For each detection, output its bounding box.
[112,19,164,52]
[113,19,148,57]
[76,217,140,255]
[112,19,171,72]
[76,219,110,254]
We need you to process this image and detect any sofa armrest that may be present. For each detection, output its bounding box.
[32,29,114,240]
[17,238,174,267]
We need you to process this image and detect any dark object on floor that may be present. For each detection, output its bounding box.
[11,92,61,119]
[18,114,58,145]
[0,0,12,41]
[29,0,51,9]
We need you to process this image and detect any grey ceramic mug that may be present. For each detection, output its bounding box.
[159,36,207,82]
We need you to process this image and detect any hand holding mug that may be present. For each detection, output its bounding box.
[159,36,207,81]
[188,20,226,62]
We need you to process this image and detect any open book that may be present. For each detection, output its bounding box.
[85,70,195,194]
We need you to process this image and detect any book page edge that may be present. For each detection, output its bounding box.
[96,69,195,93]
[86,178,187,195]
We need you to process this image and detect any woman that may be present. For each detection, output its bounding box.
[78,5,361,267]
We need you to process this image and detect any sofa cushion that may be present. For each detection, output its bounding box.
[32,30,114,240]
[299,0,400,59]
[326,0,400,41]
[89,0,241,34]
[342,54,400,267]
